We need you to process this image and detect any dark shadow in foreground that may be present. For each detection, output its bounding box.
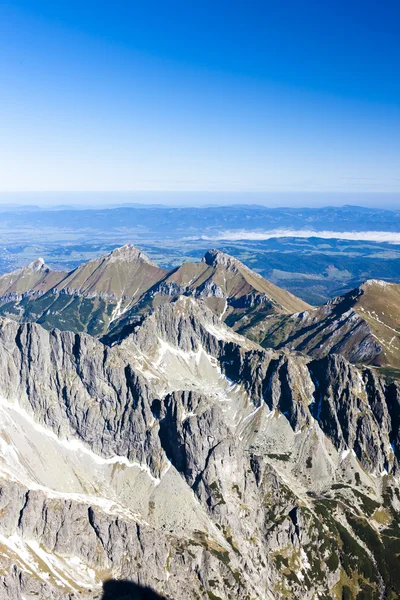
[101,579,168,600]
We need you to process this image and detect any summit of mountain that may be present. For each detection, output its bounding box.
[102,248,310,343]
[53,243,166,300]
[108,242,158,265]
[0,244,310,339]
[152,248,309,314]
[0,244,167,335]
[0,258,66,300]
[4,247,399,375]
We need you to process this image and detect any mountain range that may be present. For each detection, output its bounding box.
[0,245,399,599]
[0,244,398,373]
[0,244,308,337]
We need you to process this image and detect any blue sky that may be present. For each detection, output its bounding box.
[0,0,399,199]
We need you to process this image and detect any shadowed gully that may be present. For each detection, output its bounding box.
[101,580,168,600]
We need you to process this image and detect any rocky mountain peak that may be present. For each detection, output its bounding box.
[360,278,394,290]
[343,279,395,303]
[0,296,399,599]
[202,249,242,270]
[26,257,47,272]
[107,243,157,266]
[0,253,399,598]
[0,257,65,302]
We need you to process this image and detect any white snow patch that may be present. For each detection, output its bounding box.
[363,279,392,288]
[0,533,100,590]
[300,548,311,570]
[242,405,262,422]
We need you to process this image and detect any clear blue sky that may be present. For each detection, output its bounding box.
[0,0,399,198]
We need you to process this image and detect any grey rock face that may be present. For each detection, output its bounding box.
[0,297,398,599]
[202,249,241,270]
[308,355,395,473]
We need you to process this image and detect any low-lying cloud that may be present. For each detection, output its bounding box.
[197,229,400,244]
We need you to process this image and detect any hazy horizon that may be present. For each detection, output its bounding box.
[0,191,400,209]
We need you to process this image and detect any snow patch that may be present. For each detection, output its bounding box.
[0,533,100,590]
[341,449,350,461]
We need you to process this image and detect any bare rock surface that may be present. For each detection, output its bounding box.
[0,297,398,598]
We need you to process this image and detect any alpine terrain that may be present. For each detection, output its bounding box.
[240,279,400,376]
[0,245,399,600]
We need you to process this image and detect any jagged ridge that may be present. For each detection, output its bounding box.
[0,297,399,598]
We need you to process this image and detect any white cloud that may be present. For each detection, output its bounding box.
[197,229,400,244]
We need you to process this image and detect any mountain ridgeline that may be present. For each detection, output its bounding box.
[240,279,400,375]
[0,245,399,599]
[0,244,309,338]
[0,244,398,372]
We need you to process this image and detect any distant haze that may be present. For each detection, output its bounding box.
[0,192,399,209]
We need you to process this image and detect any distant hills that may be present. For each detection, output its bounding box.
[1,204,400,236]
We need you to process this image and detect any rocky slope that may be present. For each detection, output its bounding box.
[106,248,310,341]
[0,297,399,599]
[241,279,400,375]
[0,258,66,301]
[158,249,310,317]
[53,243,166,301]
[0,245,167,336]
